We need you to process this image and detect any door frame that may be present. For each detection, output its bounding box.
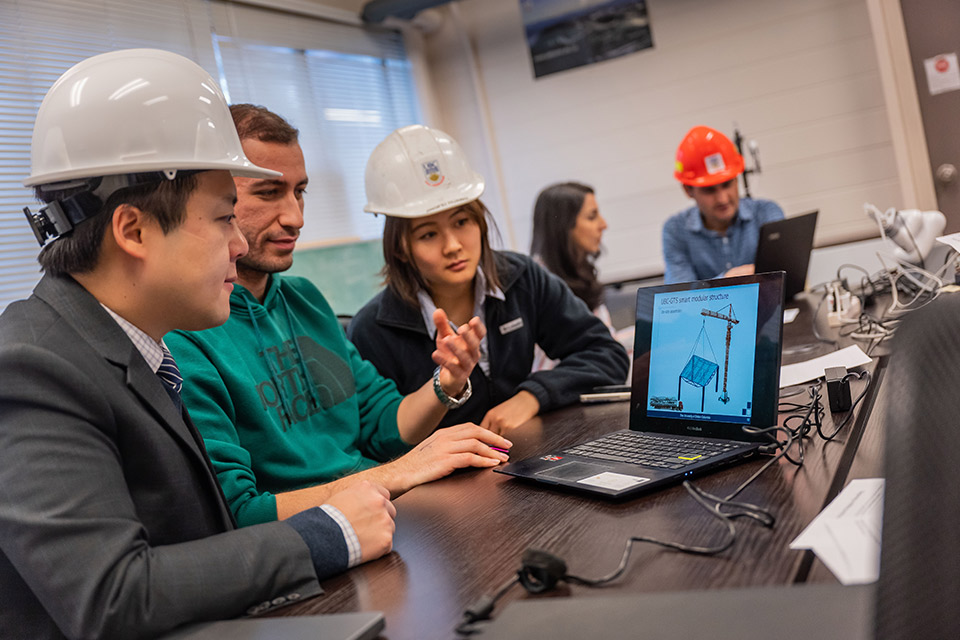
[866,0,938,210]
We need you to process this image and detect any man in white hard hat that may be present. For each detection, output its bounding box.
[0,50,395,639]
[166,105,511,529]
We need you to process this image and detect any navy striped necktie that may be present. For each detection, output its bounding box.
[158,346,183,411]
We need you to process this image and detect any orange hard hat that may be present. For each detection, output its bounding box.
[673,126,744,187]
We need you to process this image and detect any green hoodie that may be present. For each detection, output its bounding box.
[167,274,411,527]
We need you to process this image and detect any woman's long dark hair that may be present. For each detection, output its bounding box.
[530,182,604,310]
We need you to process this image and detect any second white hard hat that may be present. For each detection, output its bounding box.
[25,48,279,187]
[363,124,485,218]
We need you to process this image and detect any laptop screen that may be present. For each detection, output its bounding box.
[754,210,818,299]
[630,272,784,442]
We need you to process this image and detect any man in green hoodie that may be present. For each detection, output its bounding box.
[167,105,511,528]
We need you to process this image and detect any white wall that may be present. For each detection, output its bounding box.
[422,0,902,282]
[418,5,514,246]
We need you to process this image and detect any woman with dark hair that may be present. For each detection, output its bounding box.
[530,182,633,372]
[531,182,606,312]
[348,125,628,434]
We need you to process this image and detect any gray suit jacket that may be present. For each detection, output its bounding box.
[0,275,324,639]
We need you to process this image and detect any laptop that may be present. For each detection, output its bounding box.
[495,271,784,498]
[754,210,818,299]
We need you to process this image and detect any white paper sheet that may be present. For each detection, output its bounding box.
[779,345,872,388]
[924,53,960,95]
[783,308,800,324]
[936,231,960,254]
[790,478,884,585]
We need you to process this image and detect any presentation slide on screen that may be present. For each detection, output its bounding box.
[646,283,759,424]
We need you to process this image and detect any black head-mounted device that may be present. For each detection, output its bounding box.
[22,171,188,247]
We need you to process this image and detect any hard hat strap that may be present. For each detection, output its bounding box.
[23,171,197,246]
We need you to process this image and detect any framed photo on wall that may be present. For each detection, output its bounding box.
[520,0,654,78]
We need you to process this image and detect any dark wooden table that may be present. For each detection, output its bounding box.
[274,296,887,639]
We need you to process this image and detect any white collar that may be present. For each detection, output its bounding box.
[100,304,166,373]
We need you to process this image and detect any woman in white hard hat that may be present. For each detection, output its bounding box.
[348,125,629,434]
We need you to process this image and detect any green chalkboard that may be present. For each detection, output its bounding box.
[287,240,385,316]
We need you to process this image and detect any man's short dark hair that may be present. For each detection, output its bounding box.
[35,173,199,276]
[230,104,299,144]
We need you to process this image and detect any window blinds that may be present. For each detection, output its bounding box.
[0,0,421,311]
[209,0,420,245]
[0,0,203,311]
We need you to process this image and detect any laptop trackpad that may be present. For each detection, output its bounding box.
[536,461,611,481]
[536,462,651,490]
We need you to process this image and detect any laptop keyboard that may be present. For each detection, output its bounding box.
[564,431,739,470]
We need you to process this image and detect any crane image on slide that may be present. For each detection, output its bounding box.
[677,321,720,413]
[701,303,739,404]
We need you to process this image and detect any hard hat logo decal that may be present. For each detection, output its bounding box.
[703,152,726,175]
[422,160,445,187]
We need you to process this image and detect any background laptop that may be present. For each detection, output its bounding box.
[754,210,818,299]
[495,271,784,498]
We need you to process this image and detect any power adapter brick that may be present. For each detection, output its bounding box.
[825,366,852,413]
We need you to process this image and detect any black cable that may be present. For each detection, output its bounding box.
[456,574,520,635]
[737,423,807,495]
[767,381,822,465]
[746,422,807,467]
[561,477,757,590]
[817,370,871,441]
[687,483,776,526]
[838,311,894,342]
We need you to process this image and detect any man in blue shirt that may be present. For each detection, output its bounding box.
[662,126,784,284]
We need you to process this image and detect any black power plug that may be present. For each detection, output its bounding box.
[825,366,852,412]
[517,549,568,593]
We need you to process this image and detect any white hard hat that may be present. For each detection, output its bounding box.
[25,48,278,187]
[363,124,484,218]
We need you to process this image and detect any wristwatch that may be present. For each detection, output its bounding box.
[433,366,472,409]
